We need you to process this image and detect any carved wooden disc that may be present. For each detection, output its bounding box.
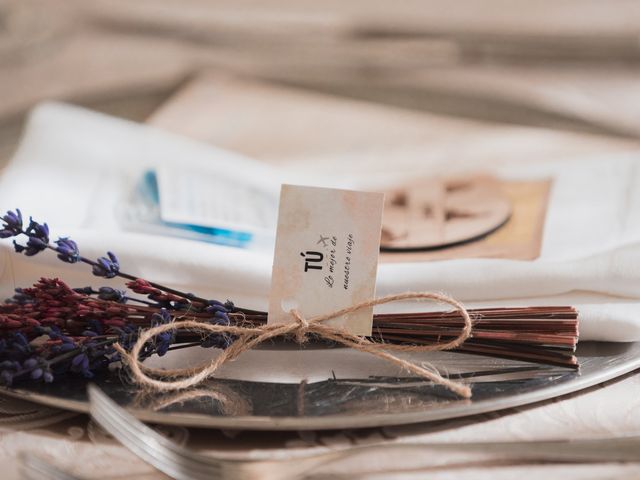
[380,175,512,251]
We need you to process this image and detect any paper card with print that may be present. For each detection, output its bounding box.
[268,184,384,336]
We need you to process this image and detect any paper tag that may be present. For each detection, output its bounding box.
[268,185,384,336]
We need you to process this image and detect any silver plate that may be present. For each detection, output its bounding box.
[0,341,638,430]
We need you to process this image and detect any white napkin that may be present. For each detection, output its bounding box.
[1,102,640,341]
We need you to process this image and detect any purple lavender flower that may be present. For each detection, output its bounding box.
[206,300,235,315]
[0,209,22,238]
[151,309,172,326]
[13,236,47,256]
[201,310,233,349]
[213,310,230,324]
[155,332,173,356]
[40,327,81,359]
[10,332,31,355]
[114,325,137,351]
[151,309,174,356]
[12,217,49,256]
[97,287,127,303]
[205,301,228,315]
[73,286,94,295]
[13,349,56,384]
[23,358,38,370]
[22,358,45,381]
[54,237,80,263]
[25,218,49,242]
[92,252,120,278]
[71,352,92,378]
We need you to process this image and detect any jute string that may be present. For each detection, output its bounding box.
[114,291,474,398]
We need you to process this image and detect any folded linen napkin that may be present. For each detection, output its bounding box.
[1,102,640,341]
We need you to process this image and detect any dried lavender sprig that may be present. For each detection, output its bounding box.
[0,294,218,386]
[0,276,235,386]
[0,327,233,387]
[0,328,202,386]
[0,209,237,385]
[73,286,159,307]
[0,329,114,385]
[1,209,212,305]
[1,278,232,336]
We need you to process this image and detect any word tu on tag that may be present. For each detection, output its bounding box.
[268,184,384,336]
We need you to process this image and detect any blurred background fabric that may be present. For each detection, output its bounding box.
[1,0,640,166]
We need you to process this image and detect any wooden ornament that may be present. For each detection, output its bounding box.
[381,175,512,251]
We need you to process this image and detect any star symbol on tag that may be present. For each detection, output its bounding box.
[317,234,330,247]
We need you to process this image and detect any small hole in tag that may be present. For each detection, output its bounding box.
[281,298,299,313]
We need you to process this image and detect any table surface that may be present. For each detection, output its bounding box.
[2,2,640,478]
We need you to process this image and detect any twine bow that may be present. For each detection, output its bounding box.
[115,292,474,398]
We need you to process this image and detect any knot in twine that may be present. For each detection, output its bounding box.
[114,292,474,398]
